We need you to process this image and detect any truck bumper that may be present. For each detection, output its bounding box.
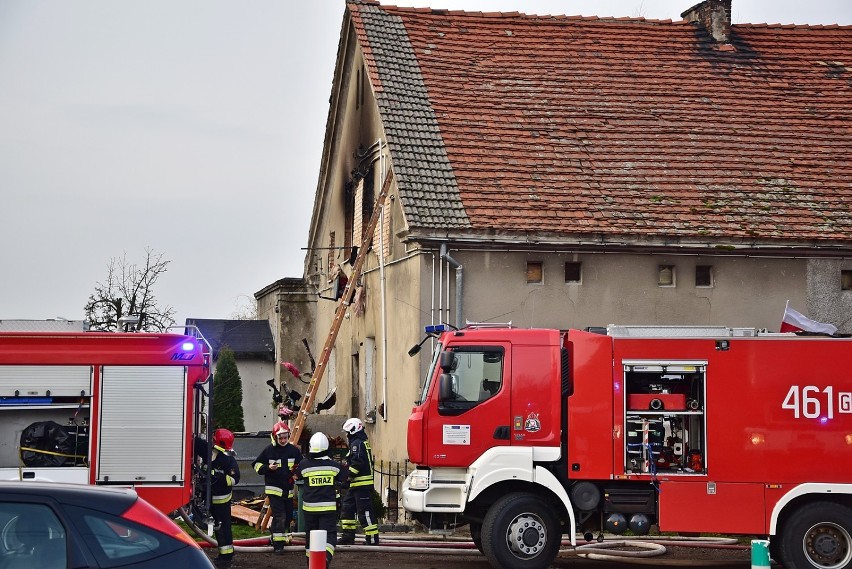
[402,468,468,513]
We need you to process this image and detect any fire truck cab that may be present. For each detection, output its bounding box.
[403,324,852,569]
[0,331,211,514]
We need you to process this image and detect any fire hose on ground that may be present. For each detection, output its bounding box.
[180,508,747,562]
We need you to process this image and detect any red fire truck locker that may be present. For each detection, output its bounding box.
[0,331,210,513]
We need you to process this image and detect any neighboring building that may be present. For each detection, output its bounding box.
[185,319,276,432]
[294,0,852,465]
[255,278,318,404]
[0,320,89,332]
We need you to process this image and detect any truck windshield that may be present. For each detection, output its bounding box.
[416,342,442,405]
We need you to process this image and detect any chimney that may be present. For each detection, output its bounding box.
[681,0,732,43]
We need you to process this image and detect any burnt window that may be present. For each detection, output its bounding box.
[565,262,582,283]
[842,270,852,291]
[695,265,713,287]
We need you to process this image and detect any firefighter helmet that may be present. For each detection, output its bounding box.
[213,428,235,451]
[342,417,364,435]
[308,432,329,456]
[272,421,290,444]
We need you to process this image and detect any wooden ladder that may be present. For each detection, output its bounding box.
[254,170,394,530]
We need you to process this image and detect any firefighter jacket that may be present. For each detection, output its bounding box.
[293,455,348,513]
[345,430,375,488]
[252,441,302,499]
[195,437,240,505]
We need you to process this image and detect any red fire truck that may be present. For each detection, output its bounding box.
[403,324,852,569]
[0,331,211,514]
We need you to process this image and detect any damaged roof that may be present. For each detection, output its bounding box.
[185,318,275,360]
[347,1,852,247]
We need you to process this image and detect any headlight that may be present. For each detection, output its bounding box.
[407,469,430,491]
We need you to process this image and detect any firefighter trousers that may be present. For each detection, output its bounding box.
[211,501,234,561]
[303,511,337,567]
[269,494,294,548]
[340,486,379,542]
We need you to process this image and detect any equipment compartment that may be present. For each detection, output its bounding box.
[622,361,706,475]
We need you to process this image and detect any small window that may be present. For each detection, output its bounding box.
[842,270,852,291]
[565,262,582,283]
[658,265,675,287]
[695,265,713,287]
[527,261,543,284]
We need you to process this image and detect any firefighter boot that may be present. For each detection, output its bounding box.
[337,532,355,545]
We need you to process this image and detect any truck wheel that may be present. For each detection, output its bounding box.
[481,493,561,569]
[470,522,484,553]
[779,502,852,569]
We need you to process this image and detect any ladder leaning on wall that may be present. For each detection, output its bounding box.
[253,169,395,531]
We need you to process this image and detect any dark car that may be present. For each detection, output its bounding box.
[0,481,213,569]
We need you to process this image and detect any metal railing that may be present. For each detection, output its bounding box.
[373,459,414,525]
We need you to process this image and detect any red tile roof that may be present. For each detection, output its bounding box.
[348,2,852,247]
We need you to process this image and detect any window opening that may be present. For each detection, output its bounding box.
[527,261,543,284]
[658,265,675,287]
[565,262,582,283]
[695,265,713,287]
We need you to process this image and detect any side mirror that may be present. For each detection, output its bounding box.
[439,350,455,372]
[438,373,454,401]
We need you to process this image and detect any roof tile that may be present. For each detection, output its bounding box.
[347,2,852,244]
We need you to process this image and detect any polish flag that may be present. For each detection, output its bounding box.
[780,301,837,335]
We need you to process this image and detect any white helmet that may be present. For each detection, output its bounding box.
[309,432,329,455]
[343,417,364,435]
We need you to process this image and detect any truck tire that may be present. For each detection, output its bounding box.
[778,501,852,569]
[470,522,484,553]
[481,492,561,569]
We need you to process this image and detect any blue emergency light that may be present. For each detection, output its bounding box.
[425,324,448,334]
[181,342,195,351]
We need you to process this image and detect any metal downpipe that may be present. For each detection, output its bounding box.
[440,244,463,329]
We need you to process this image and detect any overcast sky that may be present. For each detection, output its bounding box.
[1,1,849,326]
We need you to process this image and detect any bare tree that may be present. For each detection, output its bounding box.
[84,248,176,332]
[230,294,259,320]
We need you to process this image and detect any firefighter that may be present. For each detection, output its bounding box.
[292,432,348,568]
[252,421,303,553]
[338,417,379,545]
[195,428,240,569]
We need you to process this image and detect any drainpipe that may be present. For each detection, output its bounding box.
[440,244,464,329]
[378,141,388,421]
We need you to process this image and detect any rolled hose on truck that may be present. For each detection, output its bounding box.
[180,509,746,562]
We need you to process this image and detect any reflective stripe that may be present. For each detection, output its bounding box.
[303,501,337,512]
[219,544,234,555]
[350,476,373,487]
[265,485,284,497]
[212,492,232,504]
[300,465,341,475]
[341,519,357,530]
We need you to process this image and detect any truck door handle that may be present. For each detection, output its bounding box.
[493,426,510,440]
